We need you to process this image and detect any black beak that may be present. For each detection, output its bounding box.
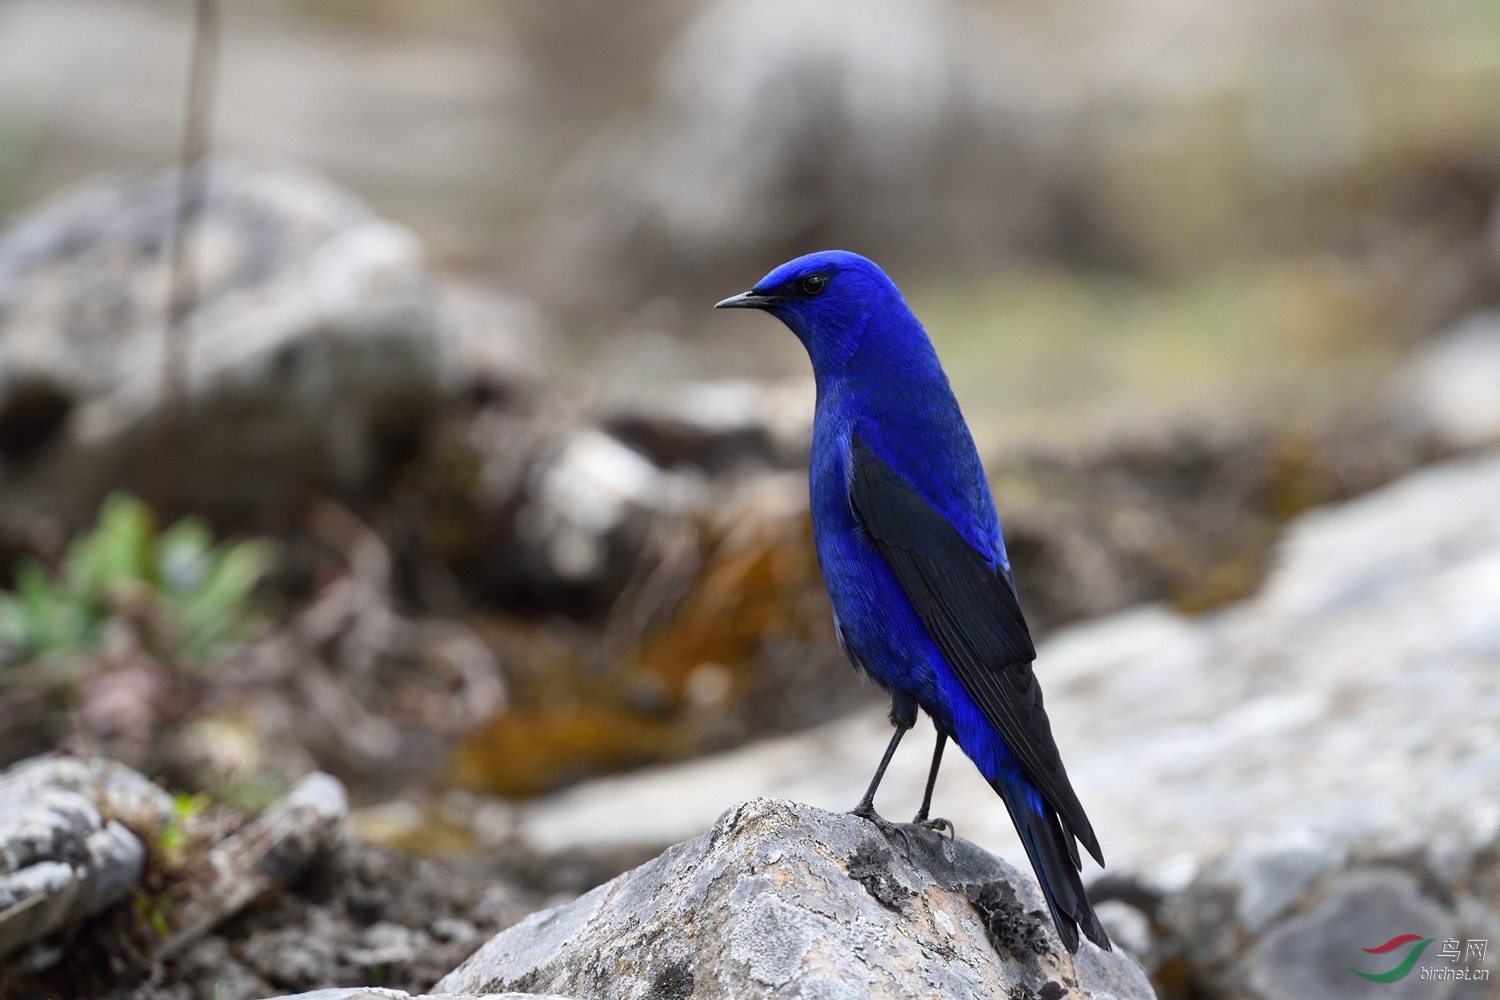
[715,290,778,310]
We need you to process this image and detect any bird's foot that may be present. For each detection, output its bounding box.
[915,816,955,839]
[849,803,914,853]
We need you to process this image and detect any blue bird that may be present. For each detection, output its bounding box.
[716,250,1109,953]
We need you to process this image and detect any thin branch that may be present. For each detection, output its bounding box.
[148,0,222,515]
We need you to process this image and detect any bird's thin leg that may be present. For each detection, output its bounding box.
[913,731,946,822]
[912,731,956,838]
[852,723,908,820]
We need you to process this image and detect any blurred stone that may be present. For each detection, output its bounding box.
[449,374,817,614]
[241,925,342,990]
[0,753,172,959]
[603,378,813,474]
[0,752,175,834]
[438,798,1154,1000]
[163,771,349,956]
[1220,835,1348,936]
[1400,311,1500,449]
[0,159,447,535]
[1151,847,1489,999]
[516,427,702,584]
[436,280,557,391]
[1094,901,1157,976]
[536,0,1064,308]
[172,936,273,1000]
[0,822,143,960]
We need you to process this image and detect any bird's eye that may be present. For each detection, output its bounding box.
[799,273,828,296]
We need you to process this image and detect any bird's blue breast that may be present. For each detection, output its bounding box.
[808,361,1008,736]
[811,343,1007,569]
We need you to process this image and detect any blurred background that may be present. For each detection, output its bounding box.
[2,1,1499,997]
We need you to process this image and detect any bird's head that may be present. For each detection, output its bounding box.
[715,250,906,373]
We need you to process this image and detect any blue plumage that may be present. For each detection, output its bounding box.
[717,250,1109,953]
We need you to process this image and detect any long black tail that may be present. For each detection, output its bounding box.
[995,778,1110,953]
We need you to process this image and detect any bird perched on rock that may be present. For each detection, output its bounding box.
[717,250,1109,953]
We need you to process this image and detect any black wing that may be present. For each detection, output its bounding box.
[848,436,1102,866]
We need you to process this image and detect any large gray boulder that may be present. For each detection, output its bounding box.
[437,797,1154,1000]
[0,159,447,533]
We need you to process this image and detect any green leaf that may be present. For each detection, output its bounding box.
[0,493,275,671]
[167,538,276,663]
[69,493,156,599]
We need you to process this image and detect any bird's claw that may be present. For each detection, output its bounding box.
[849,804,915,854]
[916,816,955,839]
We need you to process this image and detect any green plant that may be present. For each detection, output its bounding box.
[0,493,275,670]
[155,792,210,861]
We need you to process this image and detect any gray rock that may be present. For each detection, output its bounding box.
[1093,901,1156,975]
[438,797,1153,1000]
[1248,870,1457,1000]
[173,935,274,1000]
[514,427,704,584]
[602,378,814,475]
[1147,821,1500,999]
[1213,834,1349,936]
[0,752,353,968]
[0,753,174,958]
[536,0,1065,307]
[163,770,349,956]
[0,752,176,834]
[437,281,556,391]
[1400,312,1500,449]
[0,159,447,534]
[0,787,101,874]
[242,926,342,990]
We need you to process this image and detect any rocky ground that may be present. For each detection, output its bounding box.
[7,441,1500,998]
[1,759,1154,1000]
[0,90,1498,997]
[0,756,551,1000]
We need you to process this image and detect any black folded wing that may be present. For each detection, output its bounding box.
[848,436,1102,866]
